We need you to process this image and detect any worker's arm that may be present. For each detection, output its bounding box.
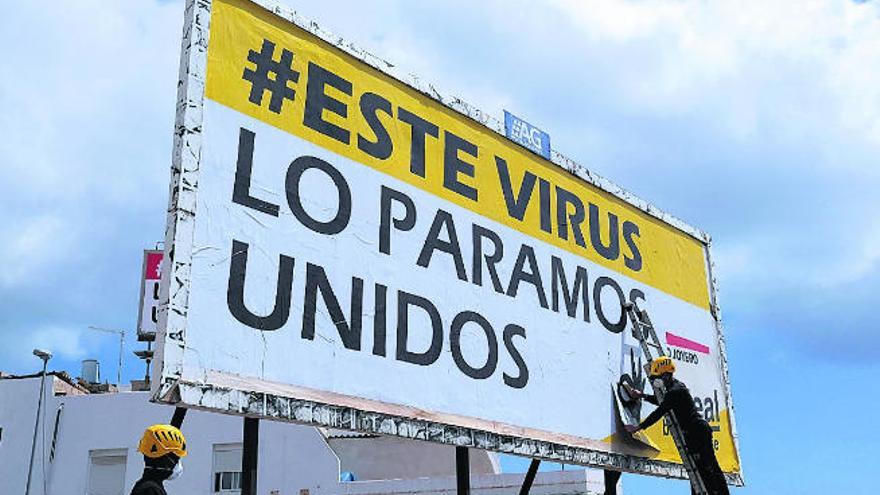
[622,383,657,404]
[637,389,679,431]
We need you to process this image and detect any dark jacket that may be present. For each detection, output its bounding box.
[129,469,168,495]
[638,378,705,433]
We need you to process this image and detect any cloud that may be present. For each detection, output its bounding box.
[1,0,878,382]
[294,0,880,362]
[0,215,69,288]
[0,324,88,372]
[0,0,182,374]
[4,6,877,491]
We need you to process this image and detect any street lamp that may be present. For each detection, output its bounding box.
[26,348,52,495]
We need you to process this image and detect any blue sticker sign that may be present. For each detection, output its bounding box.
[504,110,551,159]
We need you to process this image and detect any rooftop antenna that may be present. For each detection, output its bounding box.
[88,326,125,386]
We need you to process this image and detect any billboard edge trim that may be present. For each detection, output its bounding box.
[704,242,746,484]
[153,0,213,399]
[163,379,744,486]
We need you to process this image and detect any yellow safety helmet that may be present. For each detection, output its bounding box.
[649,356,676,377]
[138,424,187,459]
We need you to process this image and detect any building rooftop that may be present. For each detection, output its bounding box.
[0,370,90,396]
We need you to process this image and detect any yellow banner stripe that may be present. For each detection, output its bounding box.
[602,408,740,474]
[641,408,741,473]
[205,0,710,309]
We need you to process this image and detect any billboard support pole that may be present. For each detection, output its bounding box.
[241,417,259,495]
[519,459,541,495]
[170,407,187,428]
[455,446,470,495]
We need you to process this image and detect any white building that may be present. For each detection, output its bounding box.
[0,372,616,495]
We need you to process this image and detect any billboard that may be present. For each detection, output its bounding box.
[136,249,163,341]
[154,0,742,484]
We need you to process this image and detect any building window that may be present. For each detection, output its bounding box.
[87,449,128,495]
[214,471,242,492]
[213,443,243,493]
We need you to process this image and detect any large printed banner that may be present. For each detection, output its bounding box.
[156,0,741,483]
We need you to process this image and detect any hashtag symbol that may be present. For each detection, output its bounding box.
[242,39,299,114]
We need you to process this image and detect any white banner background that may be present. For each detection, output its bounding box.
[179,100,725,443]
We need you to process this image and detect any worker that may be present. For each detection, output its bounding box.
[623,357,729,495]
[130,424,187,495]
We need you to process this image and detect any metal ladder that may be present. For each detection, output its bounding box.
[623,303,708,495]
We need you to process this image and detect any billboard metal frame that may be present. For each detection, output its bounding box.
[154,0,743,485]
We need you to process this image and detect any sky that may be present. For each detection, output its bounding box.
[1,1,878,493]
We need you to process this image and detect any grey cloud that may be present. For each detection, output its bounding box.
[2,0,878,373]
[0,1,181,372]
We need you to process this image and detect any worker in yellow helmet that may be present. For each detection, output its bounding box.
[623,356,728,495]
[130,424,187,495]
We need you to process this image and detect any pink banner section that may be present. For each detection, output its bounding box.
[665,332,710,354]
[145,252,164,280]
